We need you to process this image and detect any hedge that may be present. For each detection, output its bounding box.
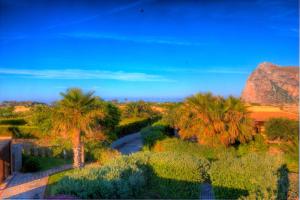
[147,152,210,199]
[0,125,41,138]
[0,118,27,125]
[116,117,159,137]
[152,138,232,161]
[265,118,299,141]
[208,153,288,199]
[51,151,210,199]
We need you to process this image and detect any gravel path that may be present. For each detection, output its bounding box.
[0,164,72,199]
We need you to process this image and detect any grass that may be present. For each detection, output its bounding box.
[45,169,74,197]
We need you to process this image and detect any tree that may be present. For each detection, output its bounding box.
[30,105,52,135]
[175,93,254,146]
[122,100,158,118]
[265,118,299,141]
[52,88,105,168]
[0,106,15,118]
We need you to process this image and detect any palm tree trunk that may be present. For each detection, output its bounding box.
[81,142,85,166]
[72,131,82,168]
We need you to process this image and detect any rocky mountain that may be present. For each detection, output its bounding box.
[241,62,299,105]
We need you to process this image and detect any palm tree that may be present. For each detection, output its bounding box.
[52,88,104,168]
[176,93,253,146]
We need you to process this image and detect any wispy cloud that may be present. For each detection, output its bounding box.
[61,32,204,46]
[147,67,250,74]
[46,0,149,30]
[0,68,173,82]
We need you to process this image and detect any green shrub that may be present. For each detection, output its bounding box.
[0,118,27,125]
[93,148,121,165]
[141,125,167,149]
[236,135,268,156]
[52,151,210,199]
[208,153,287,199]
[22,155,42,172]
[265,118,299,141]
[53,153,149,199]
[0,125,40,138]
[116,117,159,137]
[153,138,232,161]
[147,152,210,199]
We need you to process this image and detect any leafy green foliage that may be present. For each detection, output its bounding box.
[265,118,299,141]
[208,153,287,199]
[22,155,42,172]
[29,105,53,135]
[147,152,210,199]
[0,106,15,118]
[93,100,121,137]
[116,117,159,137]
[152,138,231,161]
[53,153,149,199]
[236,134,268,156]
[122,101,159,118]
[85,141,120,164]
[0,126,40,138]
[51,152,210,199]
[166,93,254,146]
[22,155,71,172]
[0,118,27,125]
[140,125,167,149]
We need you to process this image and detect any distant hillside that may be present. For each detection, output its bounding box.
[241,62,299,105]
[0,101,46,107]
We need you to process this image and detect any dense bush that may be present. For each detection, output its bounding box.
[116,117,159,137]
[29,105,52,135]
[140,125,167,149]
[52,151,210,199]
[22,155,42,172]
[53,153,150,199]
[0,106,15,118]
[0,118,27,125]
[122,101,159,118]
[265,118,299,141]
[208,153,287,199]
[152,138,231,161]
[84,141,121,164]
[0,126,40,138]
[236,134,268,156]
[165,93,254,146]
[147,152,210,198]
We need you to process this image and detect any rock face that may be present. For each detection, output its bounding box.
[241,62,299,105]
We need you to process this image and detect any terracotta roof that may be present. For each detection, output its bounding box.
[249,111,299,122]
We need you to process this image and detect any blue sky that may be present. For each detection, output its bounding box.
[0,0,298,102]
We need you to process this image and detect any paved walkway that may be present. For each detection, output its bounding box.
[0,164,72,199]
[200,183,215,200]
[112,132,143,154]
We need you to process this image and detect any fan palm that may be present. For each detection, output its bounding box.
[177,93,253,146]
[52,88,104,168]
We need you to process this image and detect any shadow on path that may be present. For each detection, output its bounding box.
[0,164,72,199]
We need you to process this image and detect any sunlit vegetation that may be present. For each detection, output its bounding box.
[122,100,160,119]
[47,151,210,199]
[1,89,298,199]
[164,93,254,146]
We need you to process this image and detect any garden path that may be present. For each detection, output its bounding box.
[200,183,215,199]
[112,132,143,154]
[0,164,72,199]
